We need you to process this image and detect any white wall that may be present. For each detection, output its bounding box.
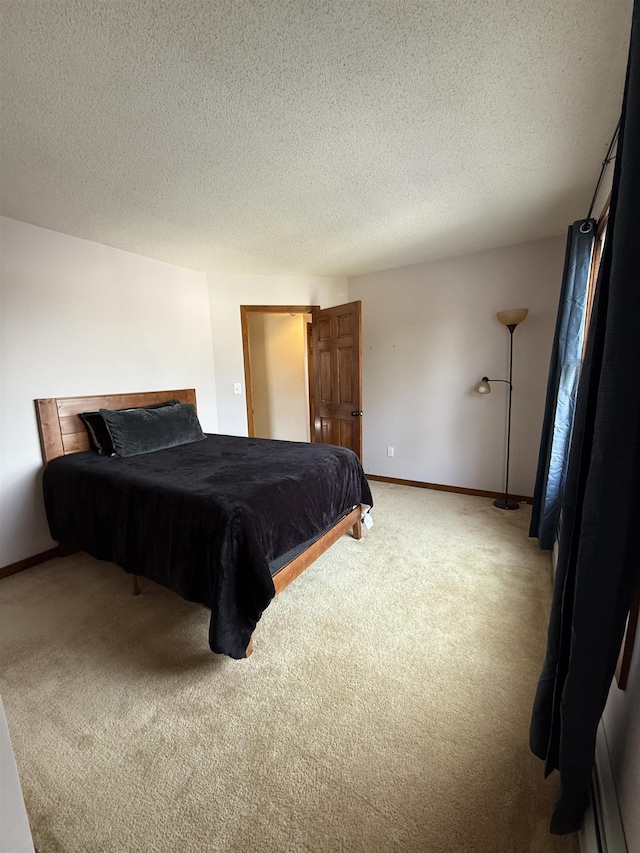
[249,313,311,442]
[603,634,640,852]
[347,236,566,496]
[0,217,217,567]
[208,273,347,436]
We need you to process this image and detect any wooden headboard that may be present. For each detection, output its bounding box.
[35,389,197,465]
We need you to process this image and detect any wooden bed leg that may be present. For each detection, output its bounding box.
[245,637,254,658]
[352,517,362,540]
[132,575,140,596]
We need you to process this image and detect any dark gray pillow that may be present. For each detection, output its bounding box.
[99,403,205,458]
[81,399,179,455]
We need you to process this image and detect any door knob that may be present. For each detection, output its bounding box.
[351,411,363,417]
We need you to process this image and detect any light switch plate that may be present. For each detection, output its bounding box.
[233,383,242,395]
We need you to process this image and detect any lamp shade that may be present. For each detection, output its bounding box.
[497,308,528,327]
[476,377,491,394]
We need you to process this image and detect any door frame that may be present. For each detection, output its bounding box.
[240,305,319,438]
[306,321,315,442]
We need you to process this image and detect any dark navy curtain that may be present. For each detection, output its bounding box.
[529,221,595,550]
[530,0,640,834]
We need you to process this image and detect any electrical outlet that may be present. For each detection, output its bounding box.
[387,446,394,457]
[233,383,242,395]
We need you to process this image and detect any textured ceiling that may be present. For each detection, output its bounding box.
[0,1,633,276]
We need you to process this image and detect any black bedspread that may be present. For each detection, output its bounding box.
[43,434,373,658]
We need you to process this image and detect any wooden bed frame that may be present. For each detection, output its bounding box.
[35,389,362,656]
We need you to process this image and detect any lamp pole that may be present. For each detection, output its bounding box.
[494,324,519,510]
[478,309,528,510]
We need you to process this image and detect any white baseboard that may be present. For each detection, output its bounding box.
[580,721,627,853]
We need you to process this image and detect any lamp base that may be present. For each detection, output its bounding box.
[493,498,520,510]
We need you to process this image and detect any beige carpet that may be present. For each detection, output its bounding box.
[0,482,579,853]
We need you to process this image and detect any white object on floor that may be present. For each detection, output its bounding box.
[0,695,35,853]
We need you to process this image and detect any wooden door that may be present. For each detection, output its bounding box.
[312,301,363,459]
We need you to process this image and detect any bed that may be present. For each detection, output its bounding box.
[35,389,373,659]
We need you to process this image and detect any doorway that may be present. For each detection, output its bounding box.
[241,305,318,441]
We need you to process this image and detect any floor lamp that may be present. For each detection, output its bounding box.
[476,308,529,510]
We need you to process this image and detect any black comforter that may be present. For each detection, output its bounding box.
[43,434,373,658]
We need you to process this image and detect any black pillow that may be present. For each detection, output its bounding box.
[81,399,179,455]
[99,402,205,458]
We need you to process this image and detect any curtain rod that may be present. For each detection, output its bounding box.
[586,118,620,221]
